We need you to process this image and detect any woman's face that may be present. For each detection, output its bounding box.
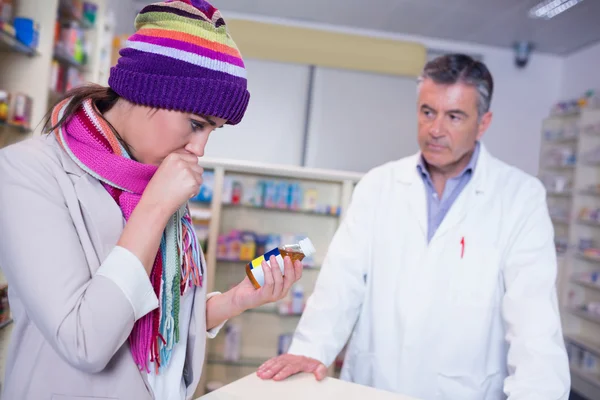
[117,102,227,166]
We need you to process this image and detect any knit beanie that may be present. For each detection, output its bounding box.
[108,0,250,125]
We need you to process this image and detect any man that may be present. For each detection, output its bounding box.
[257,54,570,399]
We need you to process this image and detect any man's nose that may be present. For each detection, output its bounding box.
[429,117,443,137]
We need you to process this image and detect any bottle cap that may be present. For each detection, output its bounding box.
[299,238,316,257]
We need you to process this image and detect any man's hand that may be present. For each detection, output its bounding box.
[257,354,328,381]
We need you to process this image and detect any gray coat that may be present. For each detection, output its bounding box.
[0,134,210,399]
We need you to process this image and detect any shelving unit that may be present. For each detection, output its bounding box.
[52,48,89,72]
[541,104,600,399]
[538,111,579,300]
[192,157,361,397]
[0,320,12,331]
[0,29,37,56]
[0,0,112,147]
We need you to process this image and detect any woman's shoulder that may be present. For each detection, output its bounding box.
[1,133,70,167]
[0,134,71,185]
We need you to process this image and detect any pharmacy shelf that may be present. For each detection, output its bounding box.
[566,334,600,357]
[546,137,578,144]
[580,189,600,197]
[582,161,600,167]
[222,203,341,218]
[53,48,89,72]
[245,308,303,318]
[0,30,38,56]
[57,6,95,30]
[545,164,576,171]
[571,365,600,389]
[576,253,600,264]
[571,278,600,293]
[551,217,570,225]
[0,320,12,330]
[577,219,600,228]
[569,307,600,325]
[0,121,31,134]
[547,191,572,198]
[207,356,266,368]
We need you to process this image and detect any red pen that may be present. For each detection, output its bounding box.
[460,237,465,259]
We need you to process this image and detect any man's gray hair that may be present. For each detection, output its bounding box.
[417,54,494,117]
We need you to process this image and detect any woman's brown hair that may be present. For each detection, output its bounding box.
[43,84,138,157]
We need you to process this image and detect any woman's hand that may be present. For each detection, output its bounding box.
[205,256,303,330]
[232,255,303,312]
[118,153,202,275]
[140,152,203,218]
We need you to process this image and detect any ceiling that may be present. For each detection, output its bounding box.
[146,0,600,56]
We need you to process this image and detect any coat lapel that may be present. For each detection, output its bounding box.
[432,144,490,241]
[395,154,428,239]
[395,144,492,244]
[55,136,125,272]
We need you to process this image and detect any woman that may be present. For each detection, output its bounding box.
[0,1,303,399]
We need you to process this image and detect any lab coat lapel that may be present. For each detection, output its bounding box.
[432,144,490,241]
[395,154,428,239]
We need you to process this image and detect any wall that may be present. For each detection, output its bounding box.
[203,59,311,165]
[106,0,137,35]
[560,41,600,100]
[104,7,564,176]
[221,14,564,176]
[305,67,419,172]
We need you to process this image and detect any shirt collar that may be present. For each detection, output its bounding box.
[416,141,481,180]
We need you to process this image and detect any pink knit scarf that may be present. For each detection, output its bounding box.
[52,98,203,373]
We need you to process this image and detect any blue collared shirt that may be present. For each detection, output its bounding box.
[416,142,480,243]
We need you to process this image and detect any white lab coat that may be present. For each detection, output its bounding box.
[288,144,570,400]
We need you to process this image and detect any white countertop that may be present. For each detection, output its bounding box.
[197,373,420,400]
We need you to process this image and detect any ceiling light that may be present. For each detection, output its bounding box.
[528,0,585,19]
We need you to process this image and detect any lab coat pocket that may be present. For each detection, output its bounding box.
[448,242,501,308]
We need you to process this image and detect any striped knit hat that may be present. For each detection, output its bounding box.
[108,0,250,125]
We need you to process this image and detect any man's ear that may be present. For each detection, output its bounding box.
[477,111,493,140]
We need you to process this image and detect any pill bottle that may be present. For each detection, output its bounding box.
[245,237,315,289]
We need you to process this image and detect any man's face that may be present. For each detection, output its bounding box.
[417,78,492,171]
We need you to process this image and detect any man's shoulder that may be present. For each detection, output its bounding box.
[485,151,546,200]
[360,153,419,183]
